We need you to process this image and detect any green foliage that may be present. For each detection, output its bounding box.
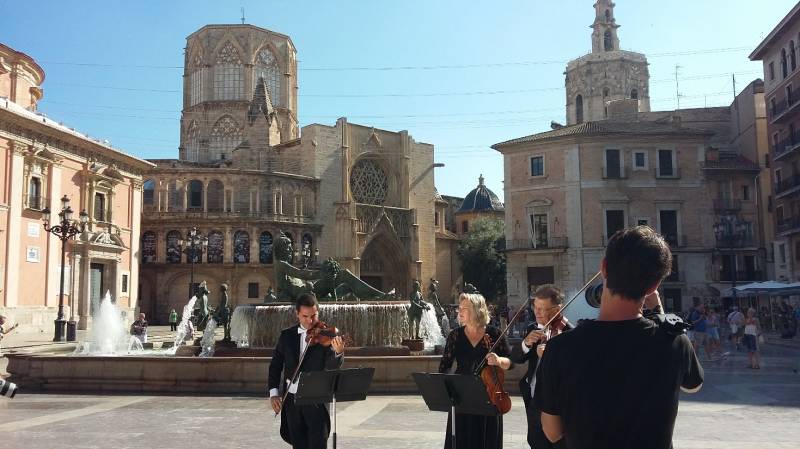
[457,217,506,301]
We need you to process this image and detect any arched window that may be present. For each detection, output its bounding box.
[207,180,224,212]
[188,180,203,209]
[235,187,250,213]
[791,41,797,72]
[214,42,244,100]
[207,230,224,263]
[141,231,157,263]
[350,160,389,205]
[605,9,611,21]
[143,179,155,206]
[782,48,788,78]
[631,89,639,100]
[604,30,613,51]
[189,52,203,106]
[255,48,281,106]
[168,180,182,211]
[259,231,274,264]
[166,230,182,264]
[234,230,250,263]
[185,121,199,162]
[186,231,203,263]
[575,95,584,124]
[210,116,242,161]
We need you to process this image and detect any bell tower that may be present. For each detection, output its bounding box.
[591,0,620,53]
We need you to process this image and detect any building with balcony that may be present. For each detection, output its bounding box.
[138,24,457,320]
[0,43,153,331]
[494,2,771,312]
[751,2,800,282]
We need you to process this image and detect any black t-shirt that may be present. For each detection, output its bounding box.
[533,317,703,449]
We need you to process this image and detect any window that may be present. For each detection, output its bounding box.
[531,156,544,177]
[94,192,106,221]
[769,62,775,81]
[462,221,469,233]
[248,282,259,299]
[27,176,42,210]
[605,210,625,241]
[631,89,638,100]
[259,231,274,264]
[143,180,155,205]
[657,149,675,177]
[141,232,156,263]
[214,42,244,100]
[636,218,649,226]
[255,48,281,106]
[777,205,785,225]
[121,274,128,293]
[792,41,798,71]
[207,231,224,263]
[605,9,610,21]
[210,116,242,161]
[604,149,622,178]
[188,180,203,209]
[185,121,199,162]
[633,151,647,170]
[575,95,584,124]
[788,85,794,105]
[166,230,182,264]
[742,185,750,200]
[779,243,787,264]
[530,213,549,248]
[434,212,439,227]
[659,210,679,246]
[771,98,777,116]
[604,30,613,51]
[234,230,250,263]
[776,168,783,188]
[189,53,203,105]
[782,48,788,79]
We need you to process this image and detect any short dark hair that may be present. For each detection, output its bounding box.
[295,293,319,311]
[604,226,672,301]
[534,284,564,305]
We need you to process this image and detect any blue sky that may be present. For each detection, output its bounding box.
[1,0,797,200]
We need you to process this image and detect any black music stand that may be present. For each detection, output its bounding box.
[295,367,375,449]
[413,373,498,448]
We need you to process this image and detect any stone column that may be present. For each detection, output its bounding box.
[4,141,26,307]
[182,183,188,211]
[203,181,209,213]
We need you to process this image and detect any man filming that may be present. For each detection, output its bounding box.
[534,226,703,449]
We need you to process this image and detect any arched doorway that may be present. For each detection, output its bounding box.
[359,234,409,297]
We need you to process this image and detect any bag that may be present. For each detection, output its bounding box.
[758,334,766,345]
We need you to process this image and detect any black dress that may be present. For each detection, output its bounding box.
[439,325,511,449]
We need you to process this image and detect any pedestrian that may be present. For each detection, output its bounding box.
[130,312,148,344]
[706,307,723,358]
[689,303,712,360]
[168,309,178,332]
[727,307,745,350]
[743,308,762,369]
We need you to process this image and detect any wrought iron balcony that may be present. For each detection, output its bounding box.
[505,236,568,251]
[772,128,800,160]
[715,235,755,248]
[775,174,800,197]
[777,214,800,235]
[24,195,47,211]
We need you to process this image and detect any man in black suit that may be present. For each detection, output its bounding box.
[510,284,571,449]
[268,293,345,449]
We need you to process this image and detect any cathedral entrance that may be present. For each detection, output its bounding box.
[359,235,409,298]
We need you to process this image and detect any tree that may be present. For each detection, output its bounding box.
[457,217,506,301]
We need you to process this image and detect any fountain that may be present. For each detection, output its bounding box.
[73,291,143,356]
[198,318,217,357]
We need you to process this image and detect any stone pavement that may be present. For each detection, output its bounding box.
[0,340,798,449]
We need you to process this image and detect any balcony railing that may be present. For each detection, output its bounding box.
[654,167,681,179]
[775,174,800,196]
[715,235,755,248]
[777,215,800,235]
[712,198,742,212]
[772,128,800,160]
[769,94,800,123]
[24,195,47,211]
[141,209,316,224]
[719,270,765,282]
[505,236,568,251]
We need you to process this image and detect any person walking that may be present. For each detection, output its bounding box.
[743,308,762,369]
[168,309,178,332]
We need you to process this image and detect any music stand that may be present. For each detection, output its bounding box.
[413,373,497,448]
[295,368,375,449]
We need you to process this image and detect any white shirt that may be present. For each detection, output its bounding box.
[520,341,541,398]
[269,326,310,398]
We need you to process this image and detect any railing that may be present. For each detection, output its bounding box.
[505,236,568,250]
[140,208,316,224]
[663,271,685,283]
[712,198,742,212]
[715,235,755,248]
[769,94,800,123]
[777,214,800,234]
[654,167,681,179]
[24,195,47,211]
[719,271,765,282]
[772,128,800,159]
[775,174,800,196]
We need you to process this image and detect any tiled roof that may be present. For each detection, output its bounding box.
[492,120,714,149]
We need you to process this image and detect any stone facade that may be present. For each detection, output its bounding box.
[0,44,153,332]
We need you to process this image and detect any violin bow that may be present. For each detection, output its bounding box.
[274,337,313,418]
[475,271,602,374]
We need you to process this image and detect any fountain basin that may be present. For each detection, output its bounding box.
[6,352,523,394]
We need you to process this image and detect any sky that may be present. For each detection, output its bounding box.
[1,0,798,201]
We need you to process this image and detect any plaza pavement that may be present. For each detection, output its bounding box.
[1,329,798,449]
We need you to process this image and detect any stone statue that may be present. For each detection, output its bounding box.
[215,283,231,342]
[408,280,430,339]
[264,286,277,302]
[427,278,449,337]
[195,280,211,329]
[272,230,388,301]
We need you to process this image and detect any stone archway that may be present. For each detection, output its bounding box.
[359,233,410,298]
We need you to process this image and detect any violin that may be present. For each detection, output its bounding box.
[479,334,512,415]
[306,320,351,347]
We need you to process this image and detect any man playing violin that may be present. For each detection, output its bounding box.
[510,284,570,449]
[268,293,345,449]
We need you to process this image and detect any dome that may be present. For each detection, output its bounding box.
[457,175,504,213]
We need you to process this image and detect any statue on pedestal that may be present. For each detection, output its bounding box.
[408,280,430,339]
[195,280,211,330]
[215,283,231,342]
[428,278,449,337]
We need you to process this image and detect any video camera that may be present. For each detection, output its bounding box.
[583,282,690,336]
[0,379,18,399]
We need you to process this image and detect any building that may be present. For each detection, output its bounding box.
[139,24,457,321]
[454,175,505,237]
[750,2,800,282]
[0,43,154,332]
[493,2,770,312]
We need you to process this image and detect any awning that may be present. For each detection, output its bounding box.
[722,281,800,297]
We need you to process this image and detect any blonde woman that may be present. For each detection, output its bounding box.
[743,308,762,369]
[439,292,512,449]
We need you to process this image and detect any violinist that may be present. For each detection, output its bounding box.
[439,292,512,449]
[509,285,570,449]
[268,293,345,449]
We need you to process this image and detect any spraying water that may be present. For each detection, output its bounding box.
[73,291,143,356]
[419,307,445,350]
[199,318,217,357]
[164,296,198,355]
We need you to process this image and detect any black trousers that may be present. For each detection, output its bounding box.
[523,394,565,449]
[280,393,330,449]
[170,323,177,331]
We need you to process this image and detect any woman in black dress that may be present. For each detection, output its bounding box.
[439,292,513,449]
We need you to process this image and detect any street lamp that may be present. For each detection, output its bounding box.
[179,227,208,298]
[41,195,89,342]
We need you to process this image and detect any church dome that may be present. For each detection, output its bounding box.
[457,175,503,213]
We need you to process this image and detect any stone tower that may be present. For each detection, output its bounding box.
[565,1,651,125]
[179,24,299,163]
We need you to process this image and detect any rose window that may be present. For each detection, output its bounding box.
[350,160,388,205]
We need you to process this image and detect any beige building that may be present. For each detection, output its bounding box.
[494,2,771,312]
[0,43,154,333]
[139,24,456,321]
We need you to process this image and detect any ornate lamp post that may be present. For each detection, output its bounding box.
[295,240,318,269]
[41,195,89,342]
[179,227,207,297]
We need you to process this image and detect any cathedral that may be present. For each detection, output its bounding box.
[138,24,460,320]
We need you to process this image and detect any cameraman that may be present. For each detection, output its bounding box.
[534,226,703,449]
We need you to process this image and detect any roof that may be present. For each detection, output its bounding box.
[492,119,714,150]
[187,24,295,50]
[456,175,504,213]
[750,3,800,60]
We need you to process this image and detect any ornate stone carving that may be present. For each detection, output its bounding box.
[350,159,388,205]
